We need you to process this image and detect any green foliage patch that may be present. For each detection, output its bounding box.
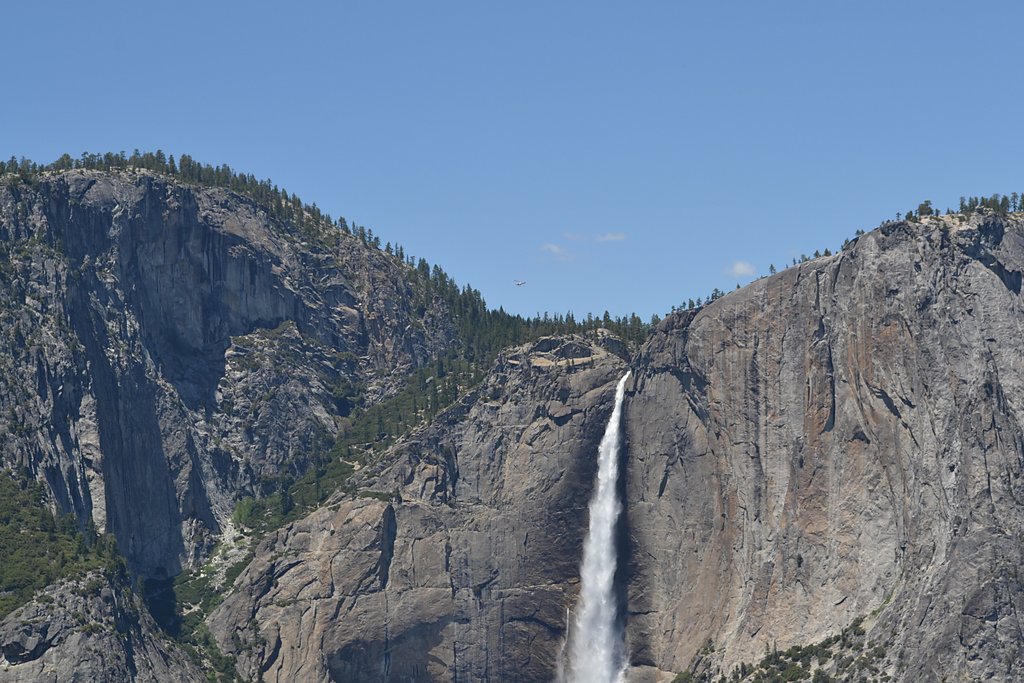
[141,549,249,682]
[676,617,892,683]
[0,471,124,619]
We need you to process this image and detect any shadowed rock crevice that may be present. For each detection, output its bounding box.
[614,383,636,664]
[378,504,398,590]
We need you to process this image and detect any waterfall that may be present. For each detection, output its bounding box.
[563,371,631,683]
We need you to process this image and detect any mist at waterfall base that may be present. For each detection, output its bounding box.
[560,372,631,683]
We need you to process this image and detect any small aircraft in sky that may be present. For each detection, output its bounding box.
[514,280,527,286]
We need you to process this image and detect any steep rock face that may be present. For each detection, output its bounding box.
[0,169,456,577]
[207,336,628,682]
[624,213,1024,681]
[0,571,201,682]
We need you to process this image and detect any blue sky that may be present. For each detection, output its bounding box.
[5,1,1024,319]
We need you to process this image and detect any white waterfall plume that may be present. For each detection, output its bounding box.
[563,371,631,683]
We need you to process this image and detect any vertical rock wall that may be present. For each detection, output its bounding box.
[624,214,1024,681]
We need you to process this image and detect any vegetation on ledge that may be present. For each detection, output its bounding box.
[674,617,893,683]
[0,470,125,619]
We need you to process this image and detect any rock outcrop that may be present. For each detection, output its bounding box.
[0,571,201,682]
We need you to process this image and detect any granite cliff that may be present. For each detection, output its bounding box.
[2,165,1023,682]
[623,212,1024,681]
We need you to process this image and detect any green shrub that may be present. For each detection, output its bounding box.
[0,472,119,618]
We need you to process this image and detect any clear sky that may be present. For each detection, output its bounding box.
[4,1,1024,320]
